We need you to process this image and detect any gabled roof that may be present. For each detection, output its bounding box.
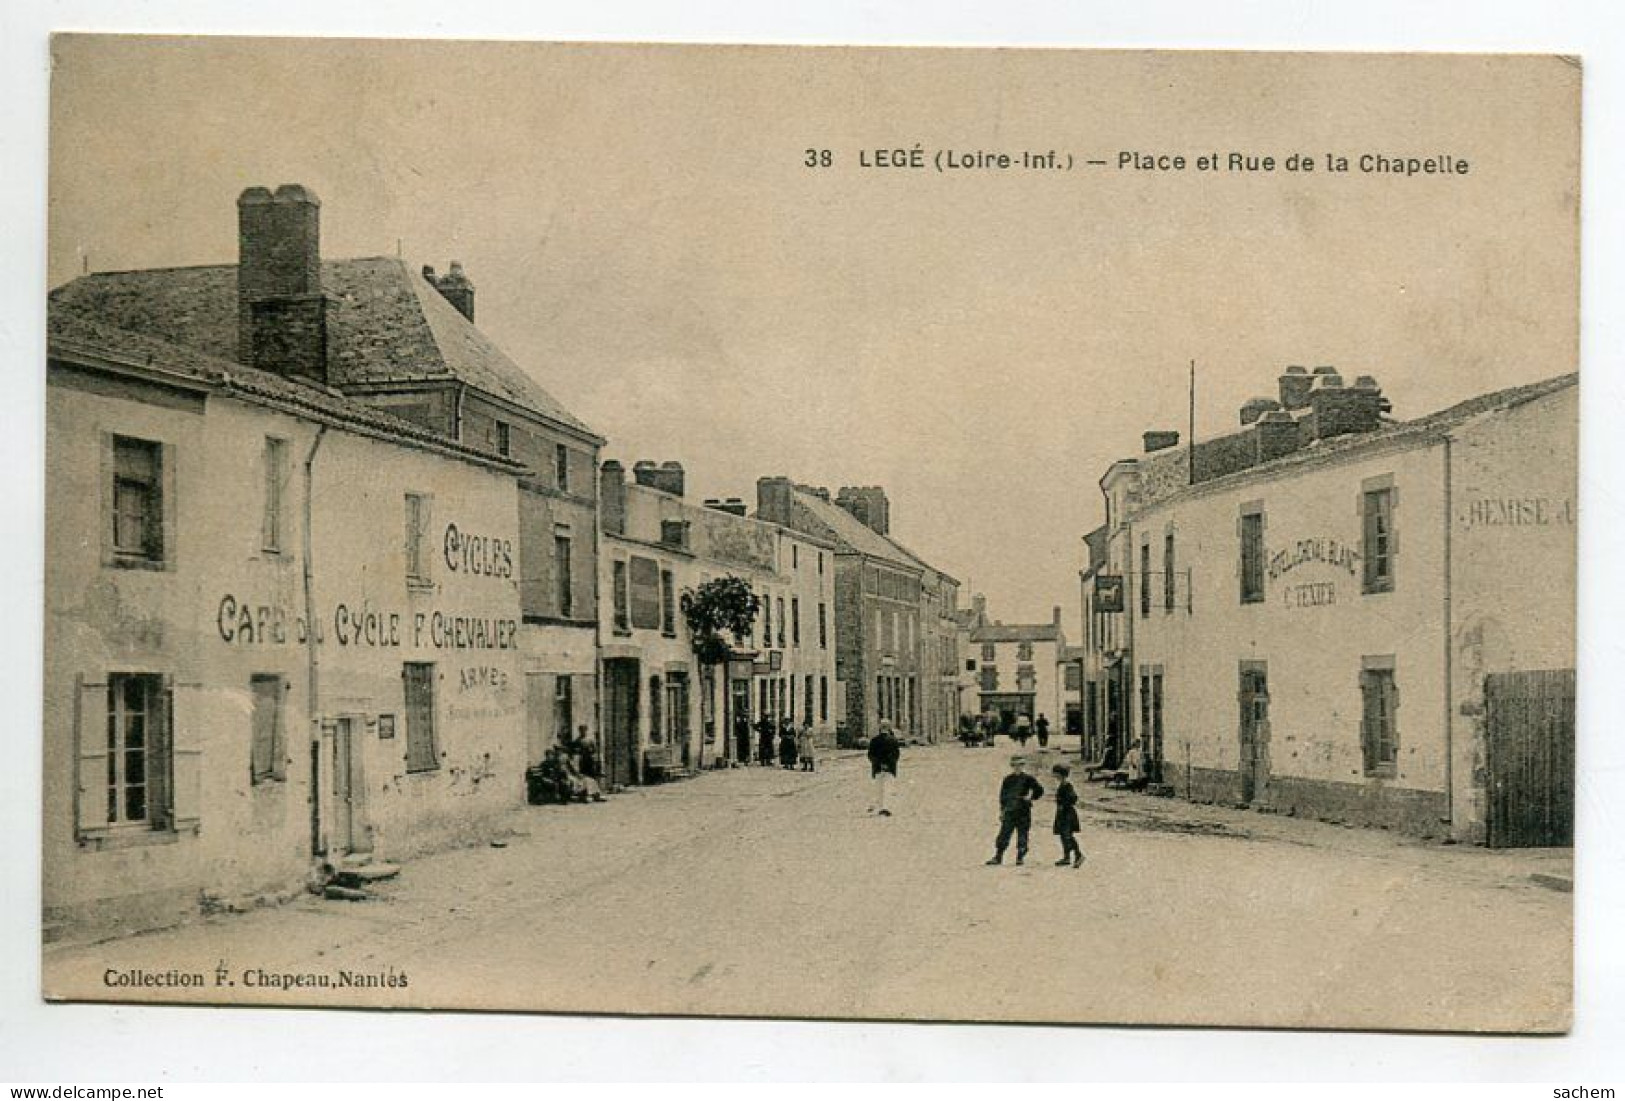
[972,623,1062,644]
[47,308,523,472]
[788,487,932,573]
[1133,372,1577,516]
[49,256,600,441]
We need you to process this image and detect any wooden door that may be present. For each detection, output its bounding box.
[1238,665,1269,803]
[603,659,640,788]
[1485,669,1575,848]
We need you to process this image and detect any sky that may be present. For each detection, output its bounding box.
[46,38,1579,627]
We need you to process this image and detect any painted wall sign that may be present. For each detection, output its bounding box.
[215,594,516,651]
[1283,581,1338,609]
[442,523,514,578]
[1457,497,1575,529]
[1267,537,1360,582]
[1093,575,1125,613]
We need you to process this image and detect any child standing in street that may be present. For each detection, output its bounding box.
[797,721,817,772]
[985,755,1044,865]
[1051,763,1083,867]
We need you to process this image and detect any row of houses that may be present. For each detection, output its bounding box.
[1076,364,1578,847]
[43,183,963,940]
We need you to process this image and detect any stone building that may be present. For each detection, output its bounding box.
[969,610,1068,734]
[44,184,599,939]
[51,185,606,785]
[598,463,838,784]
[755,479,960,746]
[1080,365,1577,845]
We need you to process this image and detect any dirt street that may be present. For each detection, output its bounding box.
[44,741,1572,1031]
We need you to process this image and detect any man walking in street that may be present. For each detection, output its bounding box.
[867,720,901,816]
[1035,713,1051,748]
[986,755,1045,865]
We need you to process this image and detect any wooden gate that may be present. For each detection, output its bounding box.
[603,658,641,789]
[1485,668,1575,848]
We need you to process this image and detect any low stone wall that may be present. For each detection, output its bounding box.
[1171,766,1449,838]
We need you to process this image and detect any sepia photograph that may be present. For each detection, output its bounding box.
[33,33,1583,1041]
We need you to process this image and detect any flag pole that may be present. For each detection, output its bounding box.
[1188,359,1196,486]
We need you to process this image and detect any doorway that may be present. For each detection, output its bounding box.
[1237,663,1270,804]
[603,658,641,787]
[330,716,368,855]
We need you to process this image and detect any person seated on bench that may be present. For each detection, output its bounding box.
[1082,743,1119,781]
[1109,739,1149,791]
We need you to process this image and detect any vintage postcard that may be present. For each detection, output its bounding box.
[41,37,1579,1032]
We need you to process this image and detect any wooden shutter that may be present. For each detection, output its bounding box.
[168,677,201,831]
[1358,670,1376,773]
[74,676,111,839]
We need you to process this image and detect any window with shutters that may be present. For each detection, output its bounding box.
[494,421,511,458]
[1360,662,1399,776]
[1017,641,1034,662]
[820,675,829,723]
[980,666,999,693]
[262,437,288,554]
[404,493,432,585]
[1163,530,1176,612]
[1239,508,1265,604]
[249,674,287,784]
[791,597,801,647]
[1139,539,1152,618]
[555,443,570,492]
[403,663,439,772]
[101,673,169,827]
[612,559,630,632]
[110,436,165,566]
[763,597,774,647]
[777,597,787,648]
[981,642,996,662]
[804,674,814,724]
[1017,665,1036,693]
[1362,483,1397,594]
[660,568,676,636]
[554,534,574,618]
[818,602,828,649]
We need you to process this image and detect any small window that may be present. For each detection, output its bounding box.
[553,675,574,745]
[818,602,828,649]
[494,421,511,458]
[1017,641,1034,662]
[403,663,439,772]
[1360,665,1399,775]
[791,597,801,648]
[979,667,998,693]
[262,437,288,553]
[554,534,574,618]
[249,674,287,784]
[405,493,432,584]
[792,544,799,569]
[111,436,164,564]
[966,658,977,672]
[1362,487,1396,594]
[818,552,824,575]
[981,642,996,662]
[1240,510,1265,604]
[777,597,786,649]
[555,444,569,492]
[819,675,829,723]
[612,560,630,632]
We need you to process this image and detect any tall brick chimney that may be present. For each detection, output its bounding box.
[237,184,328,385]
[600,461,627,536]
[1277,365,1313,411]
[757,476,795,525]
[423,260,475,321]
[632,460,685,498]
[836,486,890,535]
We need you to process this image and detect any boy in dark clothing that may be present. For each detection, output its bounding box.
[986,756,1045,865]
[1051,763,1083,867]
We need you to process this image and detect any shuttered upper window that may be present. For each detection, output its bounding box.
[403,663,439,773]
[404,493,432,584]
[1360,663,1399,775]
[111,436,165,565]
[1362,485,1397,593]
[1239,508,1265,604]
[249,674,287,783]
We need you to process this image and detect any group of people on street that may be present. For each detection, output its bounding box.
[865,720,1084,867]
[734,714,819,772]
[526,726,608,805]
[960,711,1052,749]
[985,756,1083,867]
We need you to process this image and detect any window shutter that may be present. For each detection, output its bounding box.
[1358,670,1375,773]
[74,675,110,839]
[168,678,202,830]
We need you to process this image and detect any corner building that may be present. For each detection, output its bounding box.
[1090,366,1576,845]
